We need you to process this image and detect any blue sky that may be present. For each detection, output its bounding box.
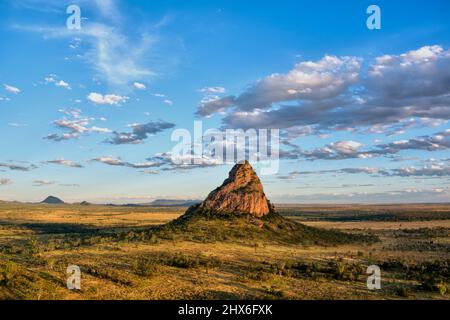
[0,0,449,204]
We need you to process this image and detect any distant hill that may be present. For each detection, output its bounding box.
[41,196,65,204]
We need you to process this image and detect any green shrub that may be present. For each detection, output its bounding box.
[396,287,411,297]
[0,262,19,286]
[133,257,157,277]
[83,265,133,286]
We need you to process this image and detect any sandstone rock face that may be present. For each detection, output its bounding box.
[200,161,272,217]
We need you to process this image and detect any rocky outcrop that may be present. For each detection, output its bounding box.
[199,161,273,217]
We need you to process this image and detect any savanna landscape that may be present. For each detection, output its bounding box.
[1,0,450,305]
[1,164,449,300]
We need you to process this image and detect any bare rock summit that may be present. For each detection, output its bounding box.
[199,161,273,217]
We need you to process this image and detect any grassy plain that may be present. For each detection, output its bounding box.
[0,202,448,300]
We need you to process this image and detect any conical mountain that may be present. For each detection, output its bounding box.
[159,161,378,246]
[41,196,64,204]
[200,161,272,217]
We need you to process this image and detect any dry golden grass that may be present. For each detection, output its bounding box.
[300,220,450,230]
[0,203,182,228]
[0,202,448,300]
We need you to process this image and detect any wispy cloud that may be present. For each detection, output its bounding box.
[275,188,450,204]
[107,120,175,144]
[91,156,161,169]
[200,87,226,94]
[45,108,111,142]
[4,84,21,94]
[43,159,84,168]
[33,180,56,187]
[0,162,36,171]
[146,152,222,171]
[278,163,450,181]
[14,1,158,88]
[0,178,12,186]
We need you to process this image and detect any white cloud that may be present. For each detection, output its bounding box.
[45,108,112,142]
[87,92,128,105]
[331,141,364,155]
[197,55,361,117]
[44,159,83,168]
[301,140,366,160]
[15,0,157,88]
[33,180,56,187]
[4,84,21,94]
[91,156,161,169]
[200,87,226,94]
[195,45,450,141]
[107,120,175,144]
[55,80,71,89]
[44,75,56,83]
[133,82,146,90]
[90,126,112,133]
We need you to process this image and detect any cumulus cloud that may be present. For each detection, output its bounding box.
[87,92,128,105]
[146,152,222,171]
[302,141,366,160]
[43,159,84,168]
[107,120,175,144]
[391,165,450,177]
[45,108,112,142]
[281,130,450,161]
[4,84,21,94]
[91,156,161,169]
[133,82,146,90]
[43,75,71,89]
[196,55,361,118]
[376,129,450,154]
[55,80,71,89]
[196,46,450,141]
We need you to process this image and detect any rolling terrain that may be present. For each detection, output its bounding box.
[0,163,449,300]
[0,201,449,299]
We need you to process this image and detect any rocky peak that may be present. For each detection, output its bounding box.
[199,161,272,217]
